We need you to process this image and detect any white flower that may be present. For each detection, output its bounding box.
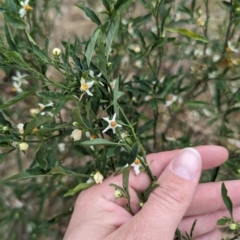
[19,0,32,18]
[17,123,24,134]
[165,94,178,107]
[212,54,221,62]
[38,102,54,116]
[71,129,82,141]
[58,143,65,152]
[86,178,94,184]
[12,71,28,85]
[194,49,203,58]
[80,78,94,96]
[93,171,104,184]
[227,41,238,53]
[12,81,23,93]
[131,159,142,175]
[89,70,102,78]
[18,142,29,151]
[30,108,40,117]
[52,48,61,56]
[85,131,96,150]
[102,113,122,134]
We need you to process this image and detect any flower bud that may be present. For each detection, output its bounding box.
[93,171,104,184]
[52,48,61,56]
[18,142,29,151]
[229,223,238,230]
[3,126,9,132]
[114,189,123,198]
[72,121,79,127]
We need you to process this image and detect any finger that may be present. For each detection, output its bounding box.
[194,229,222,240]
[109,145,228,197]
[186,180,240,216]
[179,205,240,237]
[113,148,202,240]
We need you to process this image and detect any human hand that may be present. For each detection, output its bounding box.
[64,146,240,240]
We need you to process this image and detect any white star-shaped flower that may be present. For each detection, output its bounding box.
[12,81,23,93]
[89,70,102,78]
[12,71,28,85]
[165,94,178,107]
[102,113,122,134]
[19,0,32,18]
[80,78,94,96]
[37,102,54,116]
[131,158,142,175]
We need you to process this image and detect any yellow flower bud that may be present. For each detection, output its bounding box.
[52,48,61,56]
[18,142,29,151]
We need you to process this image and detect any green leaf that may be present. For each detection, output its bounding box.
[85,28,101,67]
[72,107,89,129]
[114,0,133,15]
[190,219,197,238]
[24,116,53,135]
[106,15,120,59]
[4,22,18,51]
[102,0,111,12]
[37,91,65,100]
[135,29,146,48]
[113,76,120,116]
[2,50,28,67]
[34,145,48,170]
[217,217,231,226]
[165,28,208,43]
[122,166,130,198]
[64,182,94,197]
[0,90,35,110]
[221,182,233,218]
[0,111,12,127]
[25,31,51,63]
[76,5,102,26]
[1,167,49,182]
[81,138,121,146]
[128,142,138,164]
[7,0,18,14]
[4,12,26,29]
[222,1,233,9]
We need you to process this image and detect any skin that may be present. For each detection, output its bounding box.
[64,145,240,240]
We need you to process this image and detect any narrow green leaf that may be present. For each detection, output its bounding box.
[64,182,94,197]
[165,28,208,43]
[4,22,18,51]
[102,0,111,11]
[122,165,130,198]
[34,145,48,170]
[24,116,53,135]
[128,143,138,164]
[106,15,120,59]
[186,101,207,107]
[1,167,49,182]
[0,90,35,110]
[4,12,26,29]
[190,219,197,238]
[72,107,89,129]
[135,29,146,48]
[221,182,233,218]
[114,0,133,14]
[113,76,120,116]
[85,28,101,67]
[0,111,12,127]
[7,0,18,13]
[76,5,102,26]
[81,138,121,146]
[37,91,65,100]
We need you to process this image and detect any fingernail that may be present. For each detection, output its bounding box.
[171,148,201,180]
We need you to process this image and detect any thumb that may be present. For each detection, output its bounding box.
[130,148,202,240]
